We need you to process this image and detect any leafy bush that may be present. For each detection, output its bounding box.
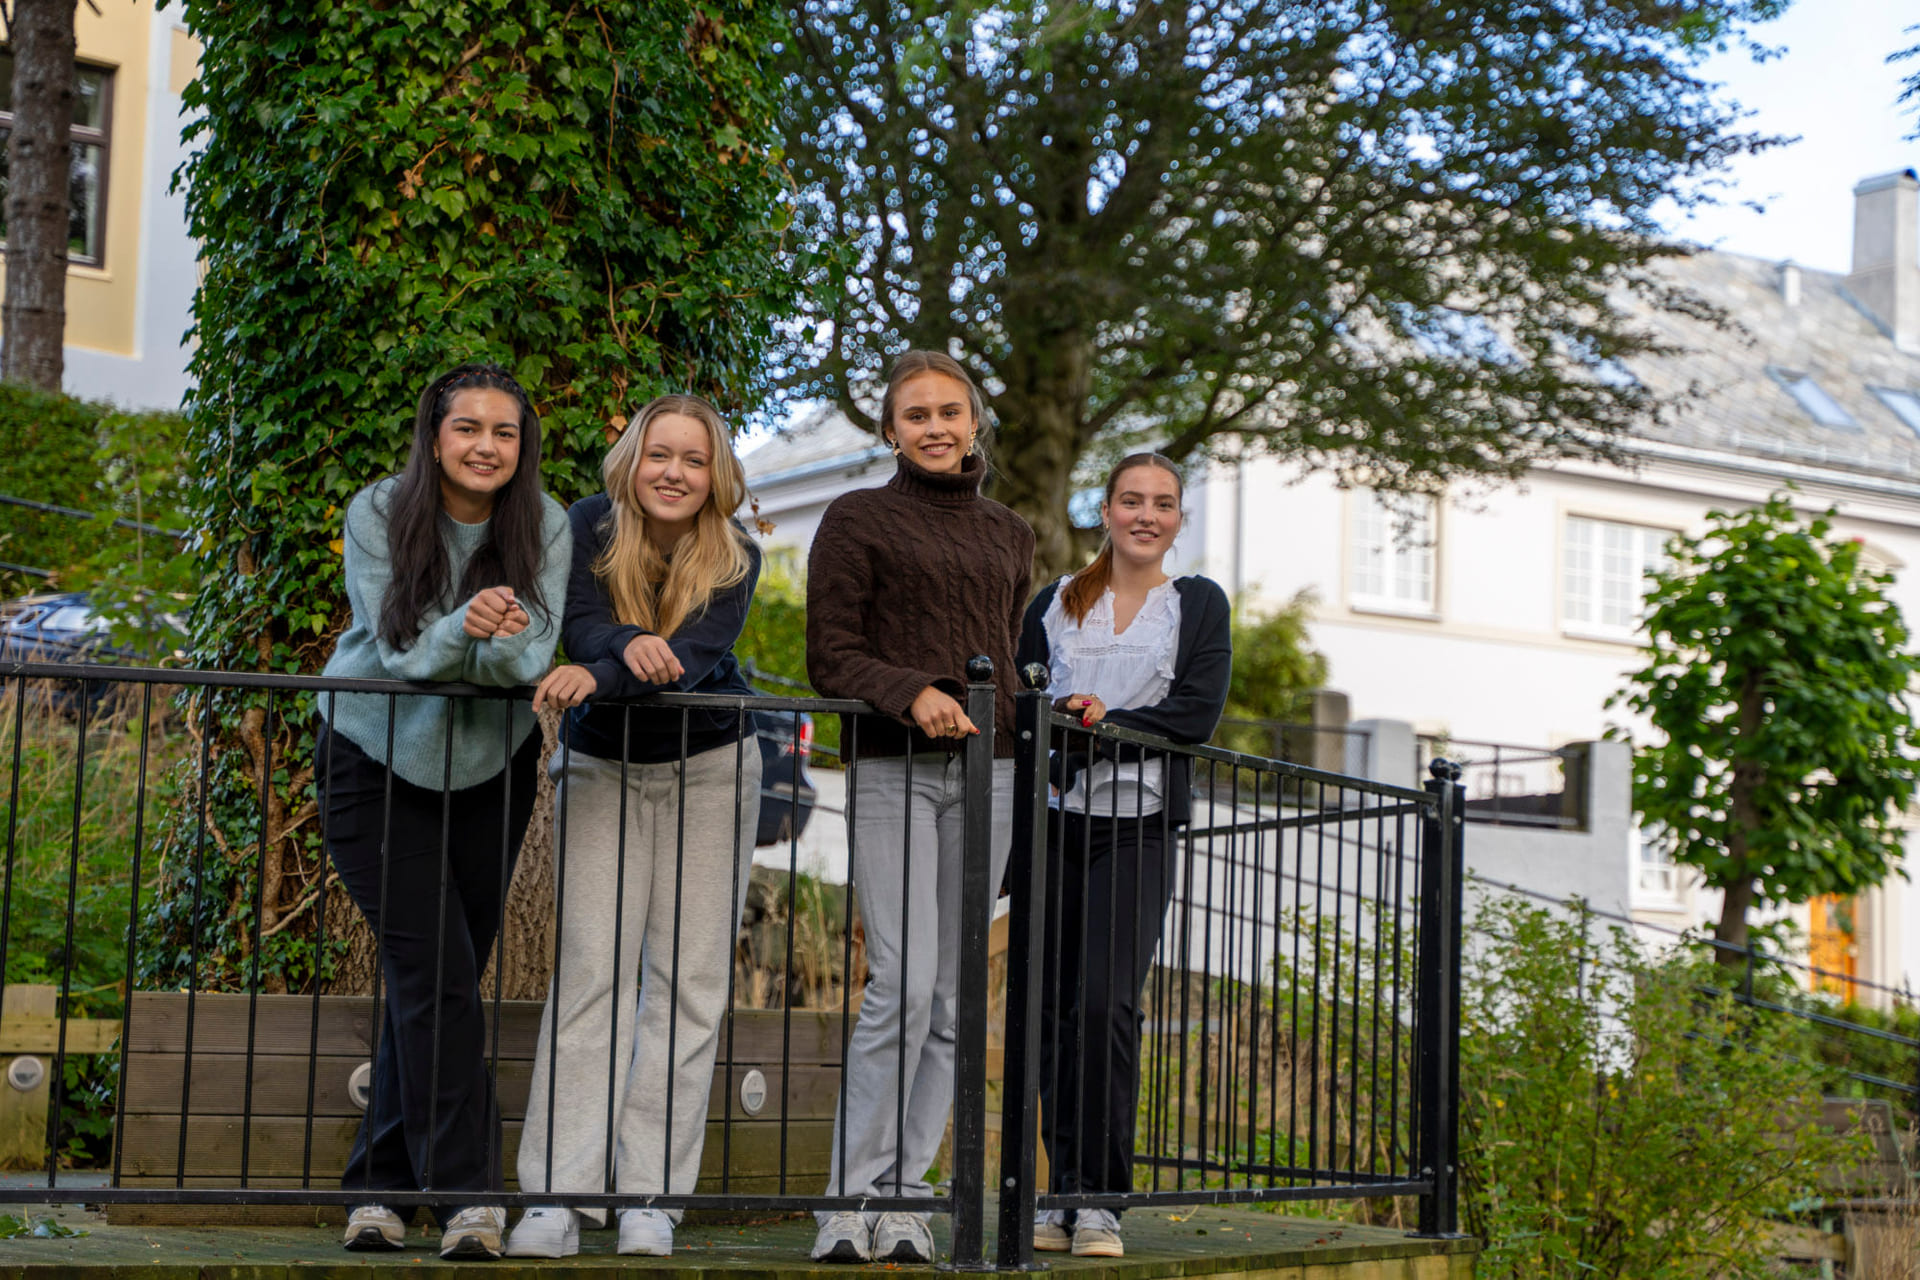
[0,384,189,604]
[1213,590,1330,759]
[1462,895,1862,1279]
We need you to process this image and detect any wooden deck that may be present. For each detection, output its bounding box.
[0,1201,1476,1279]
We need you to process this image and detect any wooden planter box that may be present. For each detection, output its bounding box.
[109,991,847,1224]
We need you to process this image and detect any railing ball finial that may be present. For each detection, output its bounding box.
[1428,757,1463,783]
[966,654,995,683]
[1020,662,1050,691]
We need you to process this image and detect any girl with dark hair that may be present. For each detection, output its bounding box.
[505,394,763,1260]
[805,350,1034,1264]
[318,364,572,1261]
[1015,453,1231,1259]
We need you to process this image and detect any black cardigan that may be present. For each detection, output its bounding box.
[1015,574,1233,825]
[560,493,760,764]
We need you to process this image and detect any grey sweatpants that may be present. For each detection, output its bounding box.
[820,754,1015,1220]
[517,740,761,1222]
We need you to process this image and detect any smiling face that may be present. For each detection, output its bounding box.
[435,387,523,520]
[886,371,976,474]
[1102,463,1183,569]
[632,412,715,546]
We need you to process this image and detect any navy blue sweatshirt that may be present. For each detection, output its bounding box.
[560,493,760,765]
[1016,574,1232,825]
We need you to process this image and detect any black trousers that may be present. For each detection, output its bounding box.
[1038,808,1175,1200]
[318,724,540,1222]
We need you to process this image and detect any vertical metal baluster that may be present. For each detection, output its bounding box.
[424,697,455,1190]
[238,690,274,1186]
[720,709,747,1195]
[1071,727,1094,1194]
[361,694,399,1195]
[1286,780,1306,1187]
[176,686,218,1187]
[487,703,512,1194]
[893,748,913,1198]
[1172,753,1197,1192]
[48,677,91,1186]
[1389,807,1408,1180]
[1306,779,1326,1186]
[0,675,25,1076]
[1347,792,1366,1181]
[776,707,799,1193]
[301,694,337,1189]
[835,715,859,1196]
[666,710,691,1194]
[1194,758,1218,1190]
[721,706,744,1197]
[606,709,633,1196]
[545,730,573,1197]
[111,681,155,1190]
[1327,785,1348,1181]
[1367,798,1388,1177]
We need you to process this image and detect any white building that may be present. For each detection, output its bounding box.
[742,170,1920,1003]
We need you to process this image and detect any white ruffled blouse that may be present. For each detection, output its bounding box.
[1042,576,1184,816]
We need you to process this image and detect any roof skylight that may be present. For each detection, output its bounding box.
[1766,367,1858,430]
[1871,386,1920,437]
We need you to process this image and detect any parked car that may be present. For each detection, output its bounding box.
[753,696,817,848]
[0,591,185,666]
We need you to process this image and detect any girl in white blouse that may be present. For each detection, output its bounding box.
[1014,453,1232,1259]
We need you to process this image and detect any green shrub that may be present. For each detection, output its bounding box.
[1462,896,1862,1279]
[0,384,190,614]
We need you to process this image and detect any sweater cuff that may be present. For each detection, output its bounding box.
[874,669,942,721]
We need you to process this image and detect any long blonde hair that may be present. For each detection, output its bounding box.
[593,394,753,638]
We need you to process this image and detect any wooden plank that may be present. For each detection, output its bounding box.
[126,993,847,1064]
[0,1016,121,1053]
[114,1116,833,1182]
[123,1054,842,1124]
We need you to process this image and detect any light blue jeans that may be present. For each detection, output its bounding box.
[819,753,1016,1222]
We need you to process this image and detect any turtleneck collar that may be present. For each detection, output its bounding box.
[887,451,985,506]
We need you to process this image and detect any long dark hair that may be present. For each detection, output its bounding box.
[1060,452,1184,624]
[373,363,550,648]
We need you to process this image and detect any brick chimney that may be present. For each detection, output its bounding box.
[1847,169,1920,351]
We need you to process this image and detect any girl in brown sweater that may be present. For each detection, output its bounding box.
[805,351,1033,1264]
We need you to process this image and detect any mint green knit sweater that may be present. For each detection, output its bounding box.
[319,476,572,790]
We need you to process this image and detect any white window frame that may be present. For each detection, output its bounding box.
[1349,489,1438,617]
[1633,826,1683,908]
[1561,515,1671,642]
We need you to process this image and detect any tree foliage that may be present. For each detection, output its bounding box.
[1607,495,1920,952]
[1213,590,1327,756]
[778,0,1786,574]
[154,0,802,990]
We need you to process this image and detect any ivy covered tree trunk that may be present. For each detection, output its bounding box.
[152,0,800,998]
[2,0,73,391]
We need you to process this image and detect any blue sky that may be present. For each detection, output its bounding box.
[1665,0,1916,273]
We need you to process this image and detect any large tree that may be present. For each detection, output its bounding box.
[1,0,76,390]
[779,0,1785,573]
[1608,496,1920,958]
[156,0,801,996]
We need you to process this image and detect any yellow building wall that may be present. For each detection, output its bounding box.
[0,1,159,357]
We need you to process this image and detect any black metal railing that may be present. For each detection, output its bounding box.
[1416,735,1583,830]
[0,655,1467,1264]
[995,666,1464,1265]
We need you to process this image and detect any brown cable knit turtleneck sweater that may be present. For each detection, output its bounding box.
[805,452,1034,759]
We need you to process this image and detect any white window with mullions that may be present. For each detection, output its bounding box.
[1563,515,1671,640]
[0,54,111,267]
[1349,489,1437,616]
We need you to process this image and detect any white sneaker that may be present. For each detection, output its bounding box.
[1033,1208,1071,1252]
[873,1211,934,1263]
[439,1205,506,1261]
[810,1210,873,1262]
[504,1206,578,1258]
[343,1204,404,1251]
[1071,1208,1123,1258]
[617,1208,674,1256]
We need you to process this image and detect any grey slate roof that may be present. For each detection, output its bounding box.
[1629,250,1920,482]
[740,404,885,482]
